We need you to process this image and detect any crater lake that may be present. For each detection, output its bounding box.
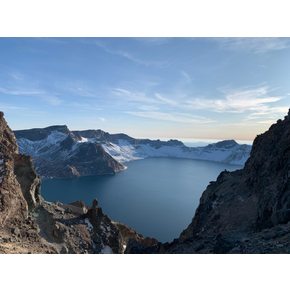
[41,158,242,242]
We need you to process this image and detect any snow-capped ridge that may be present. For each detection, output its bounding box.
[15,125,252,178]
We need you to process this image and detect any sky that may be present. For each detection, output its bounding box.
[0,37,290,141]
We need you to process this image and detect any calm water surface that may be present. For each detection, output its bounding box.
[41,158,241,242]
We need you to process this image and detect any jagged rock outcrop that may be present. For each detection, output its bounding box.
[14,154,41,210]
[159,109,290,253]
[0,112,156,253]
[0,112,29,226]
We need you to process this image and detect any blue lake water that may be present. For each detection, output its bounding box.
[41,158,241,242]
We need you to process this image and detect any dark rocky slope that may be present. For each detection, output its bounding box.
[127,110,290,253]
[0,112,157,253]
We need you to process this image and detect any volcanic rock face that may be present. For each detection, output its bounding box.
[14,154,41,210]
[0,112,156,253]
[0,112,29,226]
[159,110,290,253]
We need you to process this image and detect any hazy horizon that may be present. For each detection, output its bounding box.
[9,118,253,145]
[1,37,290,140]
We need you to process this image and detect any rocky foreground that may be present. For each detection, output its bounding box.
[0,112,157,253]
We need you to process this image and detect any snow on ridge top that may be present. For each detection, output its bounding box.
[102,139,251,166]
[45,131,68,145]
[15,124,252,167]
[205,139,238,149]
[78,136,89,143]
[17,130,68,157]
[14,125,69,141]
[77,136,98,143]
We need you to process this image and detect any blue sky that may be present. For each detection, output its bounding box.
[0,37,290,140]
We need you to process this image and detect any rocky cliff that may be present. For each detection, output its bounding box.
[165,110,290,253]
[0,112,29,227]
[127,110,290,254]
[0,112,156,253]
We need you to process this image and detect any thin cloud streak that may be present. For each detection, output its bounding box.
[180,70,192,83]
[215,38,290,53]
[0,86,62,106]
[0,87,44,96]
[112,88,160,104]
[186,86,283,113]
[95,41,167,67]
[126,110,215,124]
[155,93,177,106]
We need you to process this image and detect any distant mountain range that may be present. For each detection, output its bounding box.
[14,125,252,178]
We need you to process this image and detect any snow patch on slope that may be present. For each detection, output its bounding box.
[102,141,141,163]
[84,218,93,231]
[101,245,113,254]
[17,131,67,157]
[102,139,251,165]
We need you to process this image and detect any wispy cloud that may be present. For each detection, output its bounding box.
[112,88,181,107]
[0,103,28,111]
[65,84,99,98]
[138,105,160,111]
[95,41,166,67]
[112,88,159,104]
[180,70,192,83]
[126,110,214,124]
[68,102,102,111]
[112,85,288,125]
[0,86,62,106]
[0,87,44,96]
[98,117,106,122]
[155,93,177,106]
[40,95,62,106]
[8,72,25,81]
[245,106,288,123]
[215,38,290,53]
[186,86,283,113]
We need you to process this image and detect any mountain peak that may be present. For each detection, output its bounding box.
[205,139,238,149]
[14,125,70,141]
